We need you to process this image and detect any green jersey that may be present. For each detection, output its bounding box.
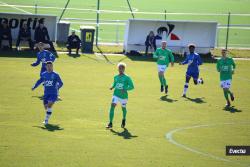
[153,48,174,65]
[216,57,236,81]
[111,74,134,99]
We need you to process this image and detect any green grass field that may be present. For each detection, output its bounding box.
[0,0,250,47]
[0,52,249,167]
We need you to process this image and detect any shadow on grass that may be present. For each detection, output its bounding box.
[184,96,206,104]
[0,50,58,58]
[33,124,64,132]
[32,95,44,100]
[223,106,242,113]
[160,95,178,103]
[67,53,80,58]
[96,46,114,64]
[110,128,138,139]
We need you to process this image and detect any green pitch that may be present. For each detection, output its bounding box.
[0,0,250,47]
[0,53,249,167]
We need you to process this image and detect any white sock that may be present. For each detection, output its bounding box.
[45,108,52,122]
[183,83,189,95]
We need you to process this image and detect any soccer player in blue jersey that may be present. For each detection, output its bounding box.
[179,44,204,97]
[32,61,63,125]
[31,42,55,76]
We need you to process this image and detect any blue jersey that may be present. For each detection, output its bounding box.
[33,71,63,95]
[31,50,56,75]
[181,52,202,73]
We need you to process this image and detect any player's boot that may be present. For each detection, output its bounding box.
[225,100,231,107]
[165,85,168,94]
[230,93,235,101]
[200,78,204,84]
[106,122,113,129]
[121,119,126,128]
[182,94,186,98]
[160,85,164,92]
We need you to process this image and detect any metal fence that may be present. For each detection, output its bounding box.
[0,3,250,48]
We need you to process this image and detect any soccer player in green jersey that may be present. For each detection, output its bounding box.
[106,62,134,129]
[153,41,174,94]
[216,49,236,107]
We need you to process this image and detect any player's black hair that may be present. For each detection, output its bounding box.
[188,44,196,48]
[46,61,53,65]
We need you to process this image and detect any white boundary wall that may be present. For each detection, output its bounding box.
[124,19,218,54]
[0,13,57,41]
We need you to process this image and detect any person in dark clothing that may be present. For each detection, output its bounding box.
[0,20,12,50]
[145,31,156,56]
[16,23,33,50]
[34,23,55,52]
[66,30,81,54]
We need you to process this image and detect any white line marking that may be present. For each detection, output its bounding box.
[165,122,250,167]
[0,1,32,14]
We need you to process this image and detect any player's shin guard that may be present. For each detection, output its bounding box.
[45,108,52,122]
[122,107,127,120]
[109,105,115,123]
[183,83,189,95]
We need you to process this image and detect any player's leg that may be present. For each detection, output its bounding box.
[158,71,164,92]
[221,80,231,107]
[183,74,191,97]
[158,65,167,93]
[106,96,118,128]
[121,99,128,128]
[43,95,57,124]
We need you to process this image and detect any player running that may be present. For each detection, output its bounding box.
[31,42,55,76]
[106,62,134,129]
[179,44,204,97]
[32,61,63,125]
[153,41,174,94]
[216,49,236,107]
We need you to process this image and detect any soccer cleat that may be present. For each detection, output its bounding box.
[225,101,231,108]
[106,122,113,129]
[200,78,204,84]
[165,85,168,94]
[121,119,126,128]
[43,120,48,125]
[230,93,235,101]
[182,94,186,98]
[160,85,164,92]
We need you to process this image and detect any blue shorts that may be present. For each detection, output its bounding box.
[186,71,199,79]
[43,94,58,105]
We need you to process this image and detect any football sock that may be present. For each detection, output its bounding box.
[183,83,189,95]
[109,105,115,123]
[45,108,52,122]
[158,75,163,85]
[223,90,229,100]
[163,77,167,86]
[122,107,127,120]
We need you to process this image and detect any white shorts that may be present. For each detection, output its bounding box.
[220,80,232,89]
[157,65,167,72]
[111,96,128,107]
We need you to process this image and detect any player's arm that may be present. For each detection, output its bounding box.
[110,77,116,90]
[153,49,159,59]
[169,52,175,66]
[197,54,203,65]
[57,74,63,89]
[32,77,43,90]
[216,61,220,72]
[231,58,236,74]
[125,77,134,91]
[180,55,188,65]
[31,54,41,66]
[49,53,56,62]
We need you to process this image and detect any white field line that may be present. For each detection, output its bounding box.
[0,2,32,14]
[166,122,250,167]
[0,4,250,16]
